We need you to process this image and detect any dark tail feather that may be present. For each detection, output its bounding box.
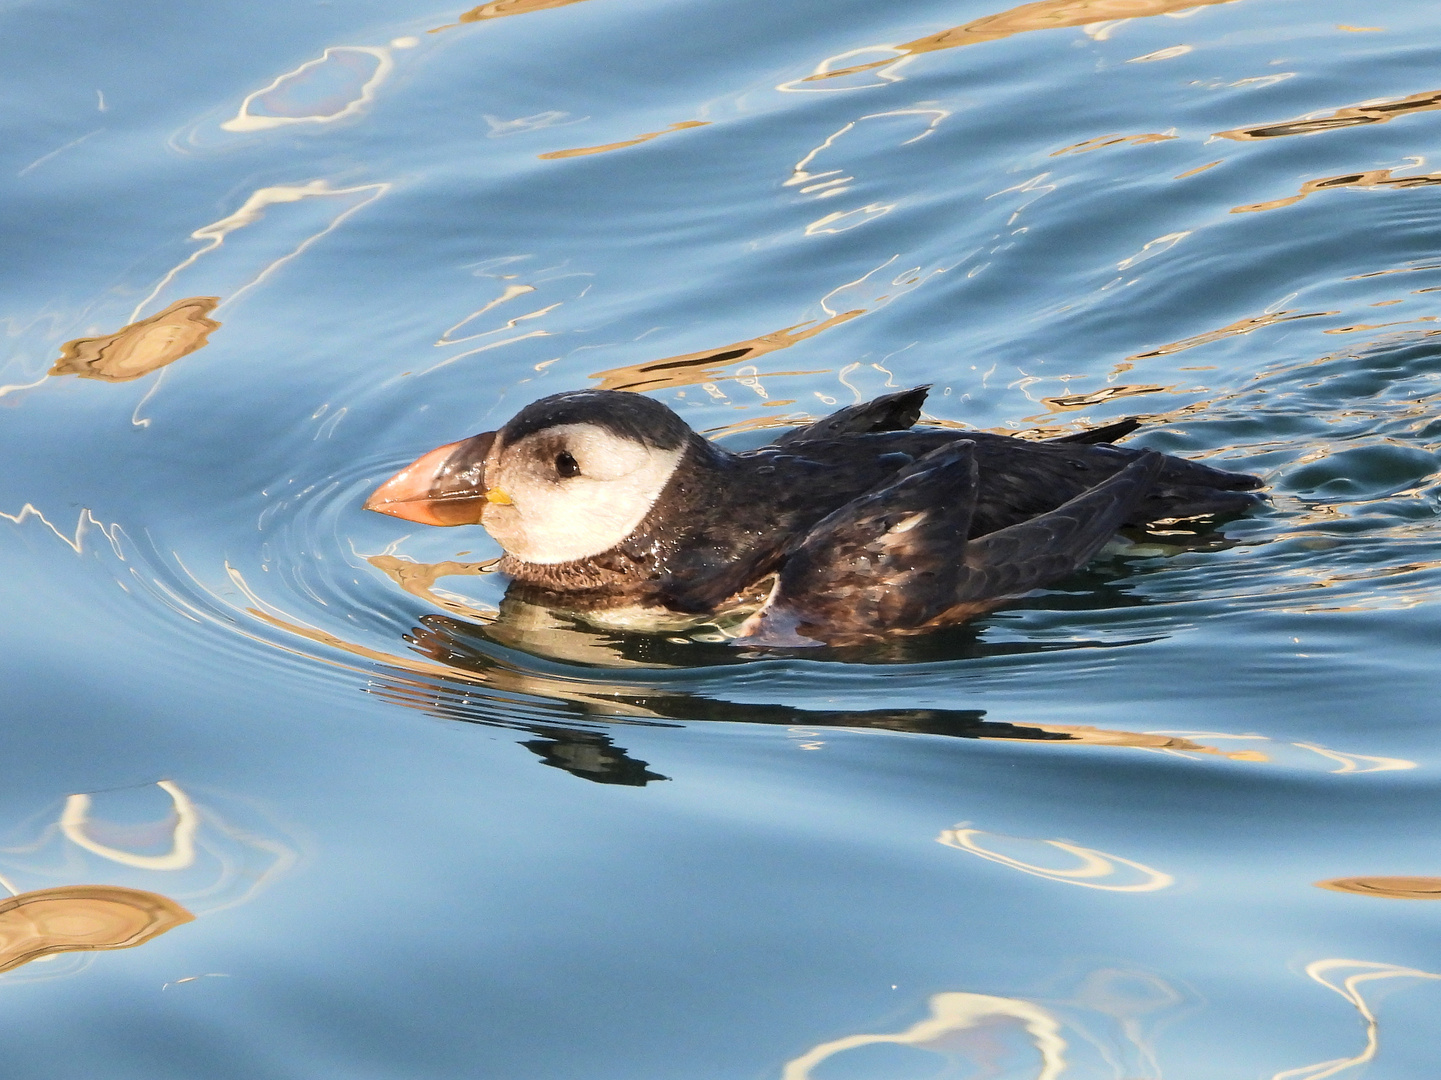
[1048,417,1144,444]
[774,386,931,445]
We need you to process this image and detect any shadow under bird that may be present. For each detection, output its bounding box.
[365,387,1262,646]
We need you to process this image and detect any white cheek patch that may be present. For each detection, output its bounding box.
[482,423,685,564]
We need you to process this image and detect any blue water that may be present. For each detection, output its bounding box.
[4,0,1441,1075]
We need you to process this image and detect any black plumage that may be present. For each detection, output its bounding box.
[468,387,1262,644]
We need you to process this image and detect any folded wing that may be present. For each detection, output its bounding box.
[741,446,1165,646]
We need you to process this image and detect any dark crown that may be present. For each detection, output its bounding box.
[500,390,692,451]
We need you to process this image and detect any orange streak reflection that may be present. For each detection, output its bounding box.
[1050,131,1177,156]
[538,120,708,160]
[367,554,500,621]
[1218,88,1441,141]
[1316,876,1441,900]
[431,0,593,33]
[1127,309,1337,360]
[50,297,220,383]
[803,0,1238,83]
[1042,384,1170,411]
[0,885,193,974]
[590,311,861,392]
[1234,167,1441,214]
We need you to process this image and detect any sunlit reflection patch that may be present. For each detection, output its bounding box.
[0,886,192,975]
[430,0,594,33]
[1316,876,1441,899]
[937,825,1174,891]
[50,297,220,383]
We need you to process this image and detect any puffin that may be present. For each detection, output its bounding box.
[365,387,1262,646]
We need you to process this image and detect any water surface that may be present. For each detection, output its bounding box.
[3,0,1441,1076]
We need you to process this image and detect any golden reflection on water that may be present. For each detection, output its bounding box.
[1042,383,1170,411]
[1316,876,1441,899]
[591,256,936,393]
[1234,167,1441,215]
[791,0,1237,86]
[430,0,593,33]
[1324,316,1436,335]
[0,885,192,975]
[782,991,1067,1080]
[1176,159,1224,179]
[538,120,709,160]
[1007,724,1266,758]
[367,554,500,621]
[590,311,854,392]
[1218,88,1441,142]
[1128,308,1336,360]
[50,297,220,383]
[937,824,1174,891]
[1050,131,1176,156]
[1272,960,1441,1080]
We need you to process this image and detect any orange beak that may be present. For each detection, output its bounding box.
[364,431,497,527]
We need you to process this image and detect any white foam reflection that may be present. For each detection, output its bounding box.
[937,824,1175,891]
[0,781,297,922]
[786,108,949,202]
[60,781,197,871]
[221,44,405,133]
[777,47,913,93]
[132,180,391,322]
[1273,960,1441,1080]
[783,990,1067,1080]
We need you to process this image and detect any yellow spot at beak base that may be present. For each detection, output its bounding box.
[485,488,513,505]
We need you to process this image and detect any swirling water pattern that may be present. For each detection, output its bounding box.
[3,0,1441,1075]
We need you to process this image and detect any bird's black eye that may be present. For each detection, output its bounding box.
[555,450,580,478]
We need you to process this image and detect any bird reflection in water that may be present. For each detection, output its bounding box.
[363,609,1268,786]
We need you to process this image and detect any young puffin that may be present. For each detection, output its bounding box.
[365,387,1262,646]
